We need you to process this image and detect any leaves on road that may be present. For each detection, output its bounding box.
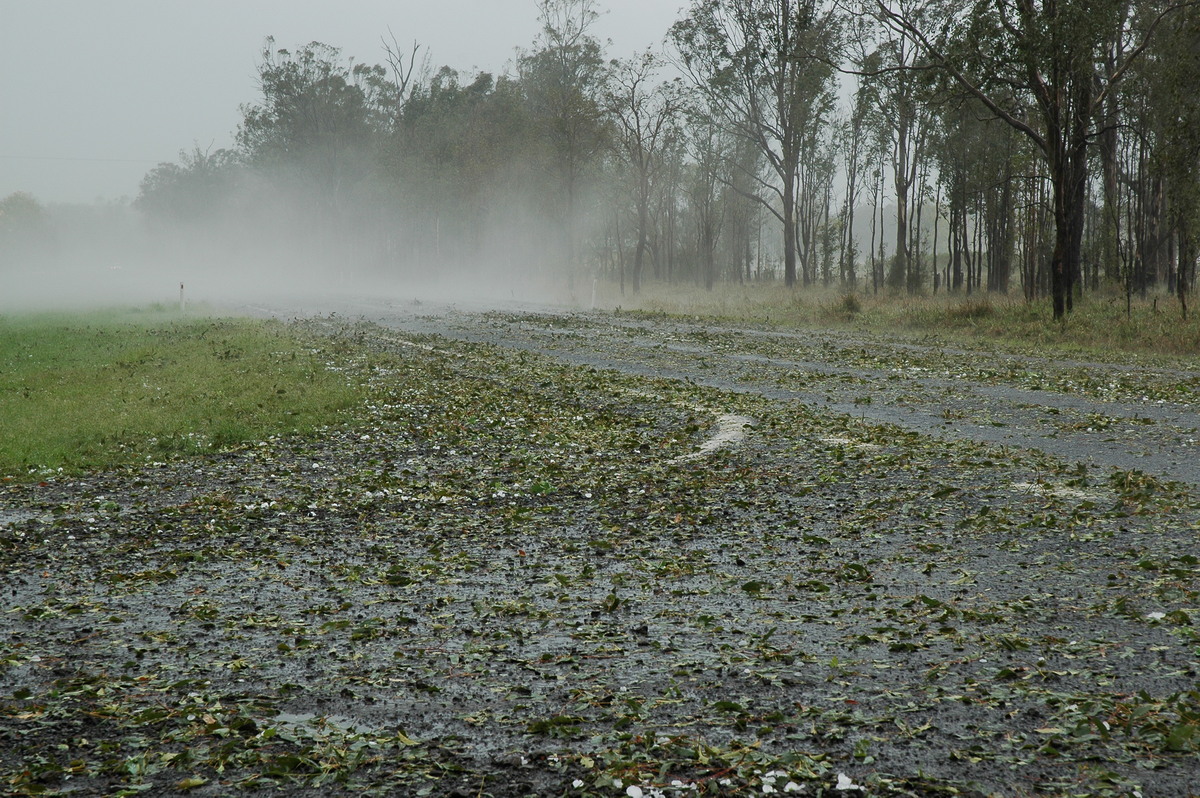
[1,316,1198,797]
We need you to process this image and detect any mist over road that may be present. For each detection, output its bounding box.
[243,295,1200,487]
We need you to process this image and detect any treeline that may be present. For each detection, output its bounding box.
[126,0,1200,317]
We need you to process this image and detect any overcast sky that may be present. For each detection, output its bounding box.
[0,1,685,205]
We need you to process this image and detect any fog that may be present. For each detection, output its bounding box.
[0,1,684,312]
[0,186,595,313]
[1,1,681,203]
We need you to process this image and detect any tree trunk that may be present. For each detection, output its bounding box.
[616,212,625,295]
[1179,222,1192,320]
[1048,129,1088,319]
[703,220,716,290]
[632,195,649,293]
[783,176,798,287]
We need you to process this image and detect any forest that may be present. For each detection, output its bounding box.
[6,0,1200,320]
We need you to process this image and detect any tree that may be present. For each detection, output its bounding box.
[671,0,843,287]
[520,0,611,272]
[136,146,242,225]
[851,10,934,294]
[686,111,731,288]
[836,76,875,288]
[235,39,391,280]
[875,0,1189,318]
[237,39,385,207]
[393,68,541,271]
[379,31,429,126]
[1141,4,1200,317]
[605,53,684,292]
[722,133,765,283]
[0,192,53,267]
[925,94,1031,294]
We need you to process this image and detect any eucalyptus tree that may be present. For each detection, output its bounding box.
[1107,110,1159,312]
[1140,4,1200,317]
[835,79,875,287]
[851,77,896,293]
[135,146,243,227]
[519,0,611,271]
[393,69,540,269]
[1105,48,1183,307]
[799,132,840,285]
[604,52,685,292]
[926,96,1030,294]
[651,129,690,281]
[723,133,766,283]
[929,104,975,293]
[237,39,385,204]
[234,39,393,281]
[670,0,844,288]
[379,32,428,124]
[850,6,936,293]
[685,110,731,289]
[875,0,1191,319]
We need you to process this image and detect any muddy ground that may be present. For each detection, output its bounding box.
[2,302,1199,797]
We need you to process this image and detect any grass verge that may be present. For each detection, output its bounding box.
[594,281,1200,359]
[0,309,361,479]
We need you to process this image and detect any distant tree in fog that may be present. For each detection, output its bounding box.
[0,192,53,265]
[237,39,386,208]
[670,0,843,288]
[135,146,242,225]
[520,0,612,271]
[233,39,395,276]
[389,67,541,268]
[604,52,684,292]
[0,192,48,234]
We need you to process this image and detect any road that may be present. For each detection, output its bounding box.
[243,295,1200,487]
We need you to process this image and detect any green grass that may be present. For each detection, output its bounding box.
[0,309,362,478]
[596,280,1200,360]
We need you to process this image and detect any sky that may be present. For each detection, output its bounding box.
[0,1,685,205]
